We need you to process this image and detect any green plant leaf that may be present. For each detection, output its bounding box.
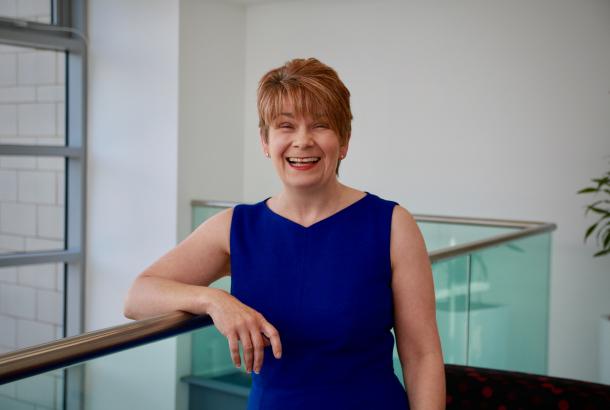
[580,164,610,256]
[587,205,610,216]
[587,200,610,209]
[584,222,598,241]
[596,223,608,244]
[603,228,610,249]
[594,222,609,247]
[593,178,610,191]
[592,177,609,184]
[598,220,610,231]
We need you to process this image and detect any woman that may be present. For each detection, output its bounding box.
[124,58,445,409]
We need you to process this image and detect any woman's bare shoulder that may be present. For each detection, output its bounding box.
[391,204,418,231]
[390,204,428,268]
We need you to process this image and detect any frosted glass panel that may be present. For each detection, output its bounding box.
[0,368,62,410]
[431,255,470,365]
[468,233,551,373]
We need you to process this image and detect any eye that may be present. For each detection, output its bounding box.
[277,122,294,129]
[314,123,329,129]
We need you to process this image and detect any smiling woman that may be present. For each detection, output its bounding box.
[124,57,446,410]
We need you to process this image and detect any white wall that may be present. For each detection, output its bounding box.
[87,0,181,408]
[87,0,179,330]
[178,0,246,241]
[242,0,610,383]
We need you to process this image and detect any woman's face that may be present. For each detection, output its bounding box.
[261,101,348,191]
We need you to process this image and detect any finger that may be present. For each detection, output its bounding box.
[261,322,282,359]
[250,328,265,374]
[227,333,241,368]
[262,334,271,347]
[239,329,254,374]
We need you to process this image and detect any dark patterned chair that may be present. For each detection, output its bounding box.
[445,364,610,409]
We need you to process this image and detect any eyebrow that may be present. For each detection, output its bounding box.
[277,112,328,120]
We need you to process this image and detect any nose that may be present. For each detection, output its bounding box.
[292,127,314,148]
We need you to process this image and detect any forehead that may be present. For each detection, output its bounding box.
[275,100,326,120]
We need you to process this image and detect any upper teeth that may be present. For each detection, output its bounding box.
[288,157,320,163]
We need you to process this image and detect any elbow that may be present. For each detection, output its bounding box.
[123,282,140,320]
[123,303,135,320]
[123,297,135,320]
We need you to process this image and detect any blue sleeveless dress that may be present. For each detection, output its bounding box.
[230,192,409,410]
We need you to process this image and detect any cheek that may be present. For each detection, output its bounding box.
[268,143,291,165]
[321,140,341,158]
[267,135,288,152]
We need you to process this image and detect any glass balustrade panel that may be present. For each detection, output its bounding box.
[428,255,470,369]
[0,366,63,410]
[467,233,551,374]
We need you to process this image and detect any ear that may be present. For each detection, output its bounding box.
[339,134,351,158]
[259,129,269,156]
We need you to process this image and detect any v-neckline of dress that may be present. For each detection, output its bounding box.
[262,191,370,230]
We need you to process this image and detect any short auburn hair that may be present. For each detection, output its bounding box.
[257,58,353,146]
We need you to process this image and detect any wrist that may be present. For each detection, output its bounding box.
[201,287,227,316]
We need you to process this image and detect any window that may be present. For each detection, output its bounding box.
[0,0,86,351]
[0,0,53,24]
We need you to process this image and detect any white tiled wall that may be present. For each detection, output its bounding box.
[0,0,65,355]
[0,262,63,353]
[0,3,68,409]
[0,38,65,252]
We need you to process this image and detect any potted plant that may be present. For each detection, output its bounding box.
[577,164,610,385]
[578,167,610,257]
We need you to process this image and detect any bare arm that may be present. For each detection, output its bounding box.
[123,207,283,374]
[391,205,446,410]
[123,208,233,320]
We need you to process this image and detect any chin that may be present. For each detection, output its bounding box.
[281,175,332,191]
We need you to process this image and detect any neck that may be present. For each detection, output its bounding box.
[276,179,346,220]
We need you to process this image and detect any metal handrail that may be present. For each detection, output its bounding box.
[416,215,556,262]
[191,199,557,262]
[0,312,213,384]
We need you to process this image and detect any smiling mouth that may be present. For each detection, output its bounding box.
[286,157,321,164]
